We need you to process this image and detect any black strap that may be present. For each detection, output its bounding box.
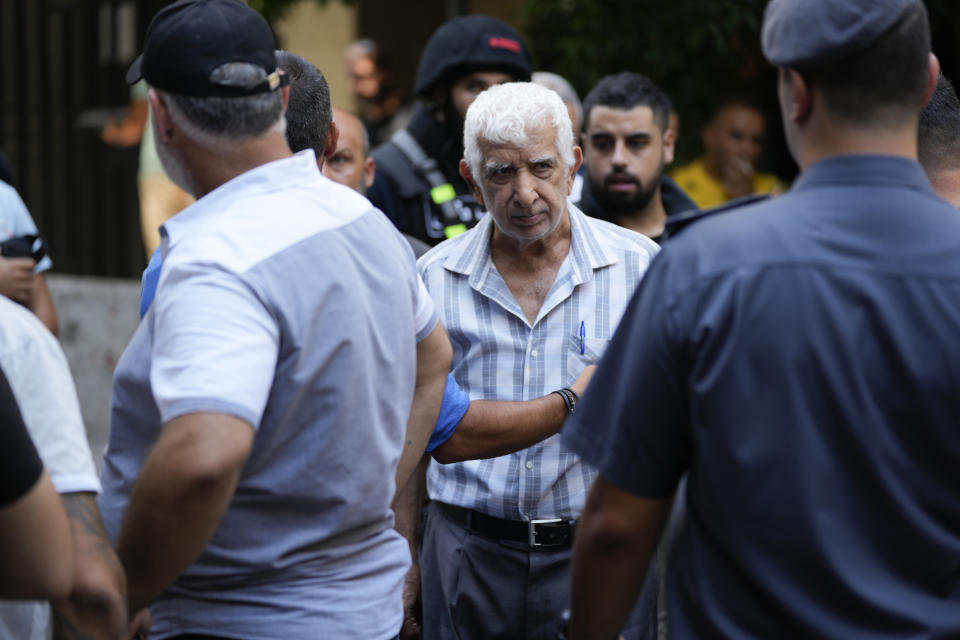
[389,129,461,228]
[0,234,47,263]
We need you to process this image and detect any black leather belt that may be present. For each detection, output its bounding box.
[437,502,577,550]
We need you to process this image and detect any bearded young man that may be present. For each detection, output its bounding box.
[576,72,696,243]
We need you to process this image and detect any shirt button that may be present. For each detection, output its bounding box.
[531,350,538,357]
[525,461,534,470]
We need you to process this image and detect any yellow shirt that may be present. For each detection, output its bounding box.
[670,158,784,209]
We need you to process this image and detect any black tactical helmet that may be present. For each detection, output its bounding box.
[414,15,533,97]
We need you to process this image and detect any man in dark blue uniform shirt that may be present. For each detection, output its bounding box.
[563,0,960,638]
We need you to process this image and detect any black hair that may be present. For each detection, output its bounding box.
[276,50,332,157]
[798,2,931,126]
[706,95,764,125]
[918,74,960,173]
[582,72,671,133]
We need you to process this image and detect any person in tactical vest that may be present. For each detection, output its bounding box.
[366,15,533,245]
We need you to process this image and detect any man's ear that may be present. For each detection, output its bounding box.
[364,157,375,189]
[567,146,583,195]
[785,68,812,124]
[323,121,339,160]
[661,127,676,166]
[280,84,290,112]
[147,88,175,144]
[459,159,484,206]
[921,53,941,109]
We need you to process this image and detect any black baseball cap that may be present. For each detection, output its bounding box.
[126,0,287,97]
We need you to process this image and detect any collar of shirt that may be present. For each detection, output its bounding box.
[159,149,322,255]
[439,203,621,327]
[441,202,619,289]
[793,154,931,194]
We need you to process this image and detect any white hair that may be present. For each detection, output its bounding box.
[463,82,575,183]
[160,62,286,152]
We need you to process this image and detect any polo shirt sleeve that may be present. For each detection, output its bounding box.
[151,260,279,429]
[414,275,439,342]
[562,250,692,499]
[0,366,43,508]
[0,183,52,273]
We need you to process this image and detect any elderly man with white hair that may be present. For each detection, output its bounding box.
[416,81,660,639]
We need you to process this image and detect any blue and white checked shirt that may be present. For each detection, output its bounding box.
[418,204,659,520]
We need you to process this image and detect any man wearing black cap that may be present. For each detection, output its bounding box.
[563,0,960,638]
[366,15,533,246]
[98,2,439,639]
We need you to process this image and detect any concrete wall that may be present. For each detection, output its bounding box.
[47,273,140,469]
[275,1,357,111]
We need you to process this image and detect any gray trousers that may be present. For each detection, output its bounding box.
[420,501,657,640]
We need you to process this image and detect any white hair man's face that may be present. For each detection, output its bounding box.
[470,123,579,245]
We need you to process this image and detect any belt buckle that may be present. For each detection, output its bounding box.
[528,518,564,548]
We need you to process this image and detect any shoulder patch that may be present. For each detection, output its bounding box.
[663,194,770,242]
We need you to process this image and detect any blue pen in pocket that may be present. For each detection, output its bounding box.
[579,320,585,355]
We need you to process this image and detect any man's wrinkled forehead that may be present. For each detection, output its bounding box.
[477,126,556,158]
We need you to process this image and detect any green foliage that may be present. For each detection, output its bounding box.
[523,0,960,164]
[522,0,770,162]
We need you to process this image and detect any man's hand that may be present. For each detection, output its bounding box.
[570,365,597,399]
[0,256,36,305]
[52,493,128,640]
[127,608,151,639]
[720,155,756,199]
[399,561,422,640]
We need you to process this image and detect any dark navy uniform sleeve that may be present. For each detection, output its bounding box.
[0,366,44,508]
[562,250,692,498]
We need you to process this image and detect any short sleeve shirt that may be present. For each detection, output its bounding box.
[0,296,98,494]
[0,295,99,640]
[565,155,960,637]
[101,151,429,640]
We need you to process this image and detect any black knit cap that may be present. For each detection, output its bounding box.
[414,15,533,96]
[126,0,287,97]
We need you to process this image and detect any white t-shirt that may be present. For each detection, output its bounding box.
[0,296,99,640]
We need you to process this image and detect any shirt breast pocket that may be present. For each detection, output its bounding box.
[565,335,609,387]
